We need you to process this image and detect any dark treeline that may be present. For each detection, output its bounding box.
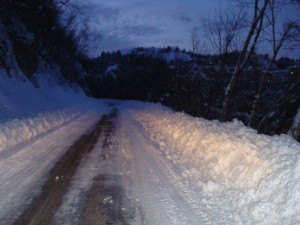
[83,49,221,119]
[82,48,300,137]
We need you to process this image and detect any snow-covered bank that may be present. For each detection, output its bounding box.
[0,70,111,224]
[0,70,96,153]
[0,69,85,122]
[0,107,84,152]
[123,101,300,224]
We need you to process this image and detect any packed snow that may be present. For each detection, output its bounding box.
[1,72,300,224]
[0,69,98,152]
[122,101,300,224]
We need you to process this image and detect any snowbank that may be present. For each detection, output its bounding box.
[0,67,111,224]
[127,102,300,225]
[0,69,95,153]
[0,107,83,152]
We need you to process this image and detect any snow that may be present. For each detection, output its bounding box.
[0,108,82,152]
[53,121,116,225]
[1,71,300,224]
[0,70,94,152]
[0,70,111,224]
[120,47,193,63]
[0,108,109,224]
[119,101,300,224]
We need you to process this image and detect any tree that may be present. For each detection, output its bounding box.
[190,27,200,54]
[248,0,300,127]
[190,27,210,55]
[220,0,270,121]
[203,8,246,56]
[202,6,247,89]
[55,0,79,10]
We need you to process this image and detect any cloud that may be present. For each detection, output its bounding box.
[172,12,193,23]
[123,24,164,37]
[88,23,164,56]
[79,2,121,23]
[179,15,193,23]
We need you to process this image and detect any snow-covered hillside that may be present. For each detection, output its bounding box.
[0,69,104,152]
[0,74,299,224]
[120,47,193,63]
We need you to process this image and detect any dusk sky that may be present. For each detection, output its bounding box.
[78,0,300,58]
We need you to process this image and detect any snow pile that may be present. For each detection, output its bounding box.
[0,65,112,224]
[129,102,300,224]
[0,69,93,153]
[0,107,83,152]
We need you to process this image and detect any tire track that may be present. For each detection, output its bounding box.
[12,111,114,225]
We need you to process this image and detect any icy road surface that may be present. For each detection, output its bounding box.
[1,101,300,225]
[4,106,205,225]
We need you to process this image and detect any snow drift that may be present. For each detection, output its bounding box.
[0,69,91,153]
[126,102,300,225]
[0,107,83,152]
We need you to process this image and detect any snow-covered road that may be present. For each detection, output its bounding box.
[114,108,210,224]
[0,106,109,225]
[0,101,300,225]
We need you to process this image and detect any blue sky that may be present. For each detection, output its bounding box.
[79,0,300,58]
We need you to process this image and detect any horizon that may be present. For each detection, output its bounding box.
[92,45,300,61]
[76,0,300,59]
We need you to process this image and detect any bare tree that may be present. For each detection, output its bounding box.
[55,0,79,11]
[203,8,246,56]
[220,0,270,121]
[190,27,200,54]
[75,22,100,57]
[190,27,210,55]
[59,1,101,58]
[248,0,300,126]
[202,6,247,92]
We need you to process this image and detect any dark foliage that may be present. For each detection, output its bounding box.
[0,0,85,83]
[83,49,225,119]
[83,48,299,137]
